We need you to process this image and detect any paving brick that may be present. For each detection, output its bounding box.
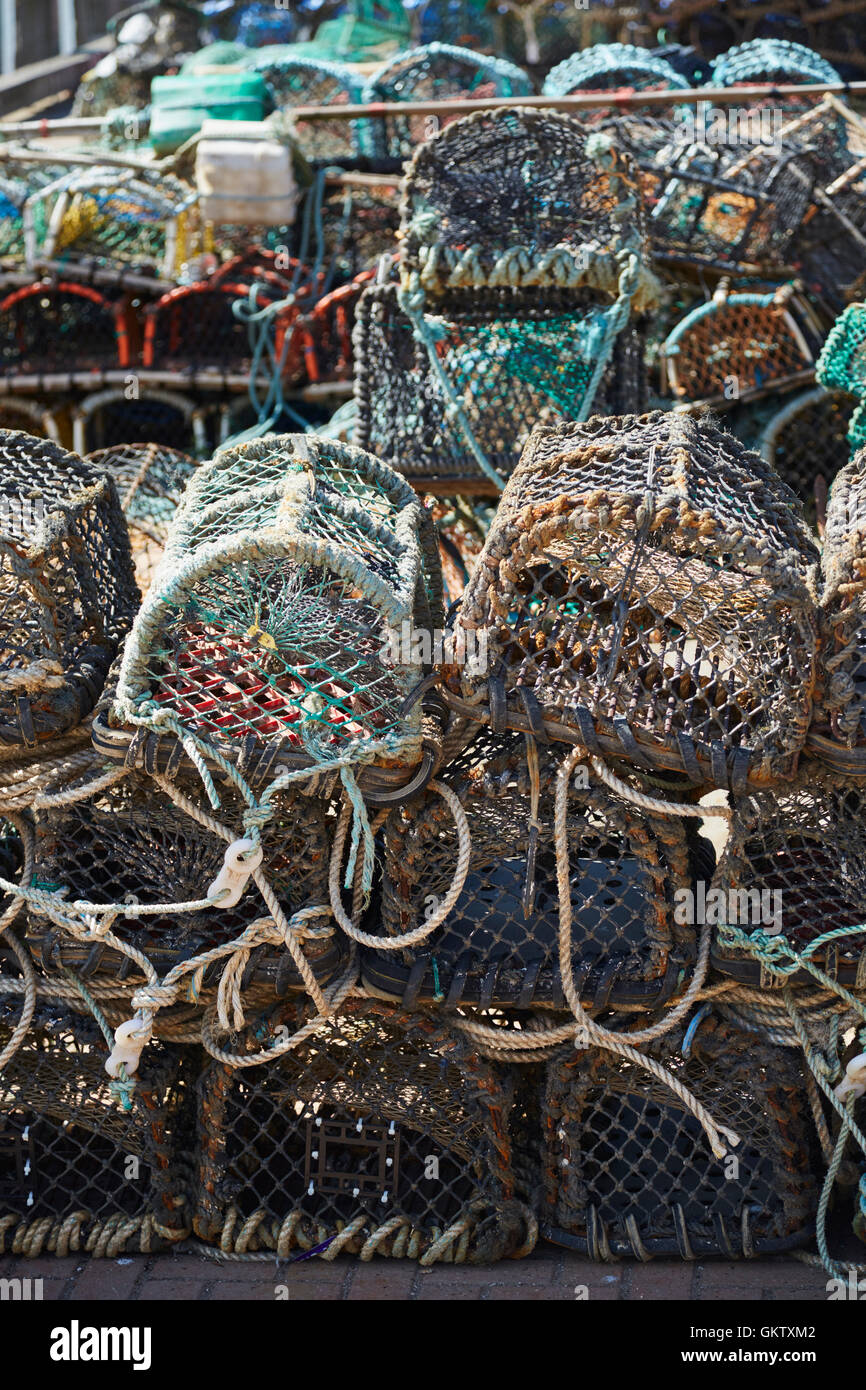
[138,1279,207,1301]
[630,1265,696,1300]
[5,1256,80,1280]
[69,1259,144,1300]
[209,1278,341,1301]
[146,1256,216,1279]
[416,1281,489,1300]
[347,1263,416,1300]
[697,1263,828,1299]
[487,1285,579,1300]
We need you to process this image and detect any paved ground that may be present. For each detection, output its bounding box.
[0,1244,835,1301]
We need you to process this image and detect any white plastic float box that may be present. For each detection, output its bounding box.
[195,119,298,228]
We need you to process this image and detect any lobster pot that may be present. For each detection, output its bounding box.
[660,288,819,404]
[541,1018,817,1259]
[816,302,866,428]
[0,1002,193,1257]
[354,283,649,485]
[709,766,866,985]
[85,443,198,595]
[361,45,532,159]
[142,279,298,377]
[322,183,401,281]
[302,269,376,385]
[253,57,364,163]
[0,161,67,266]
[25,166,205,282]
[73,388,215,457]
[759,387,854,516]
[442,412,819,791]
[0,432,138,748]
[104,435,442,787]
[0,281,134,376]
[399,109,658,306]
[542,43,692,103]
[25,769,345,994]
[648,140,817,271]
[363,731,704,1011]
[0,397,61,442]
[710,39,841,119]
[194,1000,531,1263]
[809,451,866,768]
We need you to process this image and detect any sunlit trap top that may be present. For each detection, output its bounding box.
[710,39,842,88]
[360,43,533,159]
[110,434,443,786]
[22,165,205,282]
[398,108,662,312]
[0,430,138,748]
[440,411,820,791]
[543,43,693,97]
[252,54,365,163]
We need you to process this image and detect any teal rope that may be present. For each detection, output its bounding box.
[61,969,135,1112]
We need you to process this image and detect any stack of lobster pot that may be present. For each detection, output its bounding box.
[353,107,661,493]
[429,408,829,1260]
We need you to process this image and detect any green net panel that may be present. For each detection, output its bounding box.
[253,56,365,163]
[543,42,692,106]
[84,443,198,594]
[194,998,534,1262]
[0,1000,194,1258]
[709,765,866,987]
[26,767,346,996]
[660,289,819,403]
[0,431,138,749]
[541,1017,817,1259]
[816,301,866,423]
[361,44,533,160]
[353,282,649,486]
[441,411,820,791]
[105,434,442,788]
[362,730,705,1010]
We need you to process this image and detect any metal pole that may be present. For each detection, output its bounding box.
[57,0,78,56]
[0,0,16,76]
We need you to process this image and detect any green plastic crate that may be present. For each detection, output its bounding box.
[149,72,268,155]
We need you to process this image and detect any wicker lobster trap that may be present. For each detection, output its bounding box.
[194,998,534,1263]
[361,729,707,1011]
[0,431,138,749]
[540,1016,818,1259]
[0,1000,193,1257]
[96,434,444,795]
[254,56,364,163]
[758,386,854,519]
[22,166,206,285]
[809,449,866,769]
[659,284,820,404]
[0,280,137,376]
[708,765,866,986]
[322,182,401,282]
[361,44,533,159]
[72,388,219,458]
[439,412,820,791]
[84,443,198,595]
[355,107,659,490]
[542,43,692,102]
[24,768,345,996]
[141,277,301,380]
[354,283,649,487]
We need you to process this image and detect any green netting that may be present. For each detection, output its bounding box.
[816,302,866,456]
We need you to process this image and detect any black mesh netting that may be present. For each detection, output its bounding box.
[541,1017,817,1258]
[811,448,866,768]
[84,442,198,594]
[709,766,866,987]
[364,730,706,1010]
[0,282,131,375]
[441,411,820,790]
[25,769,345,993]
[75,389,213,456]
[194,998,532,1261]
[761,388,854,512]
[354,283,648,484]
[0,431,138,747]
[0,1000,194,1255]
